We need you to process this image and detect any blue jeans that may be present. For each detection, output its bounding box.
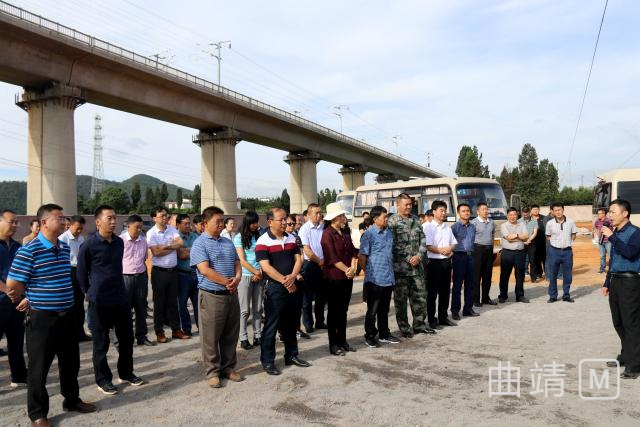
[545,241,563,278]
[178,271,199,334]
[598,242,611,272]
[547,247,573,299]
[260,281,299,366]
[451,252,475,315]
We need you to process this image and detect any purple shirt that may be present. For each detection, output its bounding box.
[121,231,148,274]
[594,218,612,243]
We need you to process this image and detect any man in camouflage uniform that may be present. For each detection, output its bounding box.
[387,193,435,338]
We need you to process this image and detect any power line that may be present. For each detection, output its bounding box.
[565,0,609,184]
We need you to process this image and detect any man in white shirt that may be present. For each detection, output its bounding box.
[298,203,327,333]
[147,207,189,343]
[59,215,90,341]
[545,202,577,303]
[424,200,458,329]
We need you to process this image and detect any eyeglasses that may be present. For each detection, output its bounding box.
[286,222,294,226]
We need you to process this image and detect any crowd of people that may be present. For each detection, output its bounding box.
[0,195,639,426]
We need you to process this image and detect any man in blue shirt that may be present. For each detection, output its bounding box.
[451,203,479,320]
[7,204,96,426]
[0,209,27,388]
[77,205,143,395]
[358,206,399,348]
[176,213,199,336]
[191,206,243,388]
[601,199,640,379]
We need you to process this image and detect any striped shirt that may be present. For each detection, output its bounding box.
[190,232,238,292]
[7,233,74,311]
[255,230,299,281]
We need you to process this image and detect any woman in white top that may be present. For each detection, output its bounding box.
[220,217,236,241]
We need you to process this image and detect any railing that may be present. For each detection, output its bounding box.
[0,0,435,174]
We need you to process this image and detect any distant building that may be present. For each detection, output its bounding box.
[165,198,193,210]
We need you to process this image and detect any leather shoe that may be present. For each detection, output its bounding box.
[452,313,461,320]
[548,298,558,303]
[607,360,624,368]
[483,299,498,306]
[208,376,222,388]
[305,326,314,333]
[253,338,261,347]
[341,343,356,352]
[31,418,50,427]
[263,364,281,375]
[401,330,414,338]
[137,337,156,347]
[622,370,640,379]
[516,297,530,303]
[285,356,311,367]
[240,340,253,350]
[172,330,191,340]
[223,371,245,382]
[415,327,437,335]
[474,301,483,308]
[156,331,168,343]
[498,297,507,304]
[429,322,443,330]
[439,318,457,327]
[330,345,345,356]
[315,323,328,330]
[563,297,575,303]
[298,330,311,339]
[463,311,480,317]
[62,399,97,413]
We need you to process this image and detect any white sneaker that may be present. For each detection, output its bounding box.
[10,382,27,388]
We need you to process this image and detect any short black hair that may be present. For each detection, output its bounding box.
[476,202,488,209]
[224,217,234,226]
[69,215,85,225]
[201,206,224,223]
[176,213,190,225]
[36,203,63,222]
[307,203,320,210]
[1,209,16,216]
[610,198,632,219]
[94,205,115,218]
[507,207,518,214]
[192,214,203,224]
[302,209,308,217]
[431,200,447,211]
[150,206,167,218]
[597,207,607,214]
[362,211,370,217]
[30,218,39,227]
[369,205,387,221]
[456,203,471,213]
[126,214,143,225]
[530,204,540,209]
[522,207,531,213]
[267,208,285,221]
[550,202,564,210]
[425,209,433,216]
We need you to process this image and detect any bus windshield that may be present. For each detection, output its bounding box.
[456,183,508,219]
[336,194,354,217]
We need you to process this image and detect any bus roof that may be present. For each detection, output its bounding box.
[354,176,500,192]
[597,168,640,183]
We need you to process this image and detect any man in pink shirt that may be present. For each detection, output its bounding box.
[121,215,155,346]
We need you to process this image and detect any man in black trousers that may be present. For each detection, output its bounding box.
[77,205,143,395]
[472,202,497,306]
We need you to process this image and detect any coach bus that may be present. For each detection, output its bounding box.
[593,168,640,224]
[340,177,512,253]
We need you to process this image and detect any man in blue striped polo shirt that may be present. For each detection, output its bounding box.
[7,204,96,427]
[190,206,243,388]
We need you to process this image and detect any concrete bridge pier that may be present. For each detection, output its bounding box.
[339,165,367,191]
[285,151,319,214]
[375,173,403,184]
[194,129,240,214]
[16,83,85,215]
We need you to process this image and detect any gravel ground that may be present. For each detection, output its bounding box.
[1,236,638,426]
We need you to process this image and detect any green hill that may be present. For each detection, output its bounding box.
[0,175,192,214]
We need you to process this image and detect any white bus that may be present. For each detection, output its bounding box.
[341,177,512,252]
[593,168,640,224]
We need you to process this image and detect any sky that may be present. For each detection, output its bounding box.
[1,0,639,196]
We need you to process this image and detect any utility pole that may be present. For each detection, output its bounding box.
[90,114,104,199]
[203,40,231,86]
[392,135,401,154]
[427,152,431,168]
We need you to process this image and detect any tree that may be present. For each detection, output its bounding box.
[99,187,131,214]
[280,188,290,213]
[514,143,540,206]
[159,183,169,204]
[130,182,141,210]
[455,145,490,178]
[176,188,183,209]
[153,187,161,207]
[538,159,559,205]
[143,187,155,212]
[192,184,201,213]
[497,166,516,200]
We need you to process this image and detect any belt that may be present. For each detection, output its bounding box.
[474,244,493,248]
[551,246,572,251]
[30,307,70,316]
[124,272,146,277]
[152,266,176,272]
[200,288,231,295]
[502,249,525,253]
[177,268,195,275]
[611,272,640,279]
[454,251,474,256]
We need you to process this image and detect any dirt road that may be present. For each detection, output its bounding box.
[1,235,637,426]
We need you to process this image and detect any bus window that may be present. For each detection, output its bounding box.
[354,190,378,217]
[618,181,640,214]
[456,183,508,219]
